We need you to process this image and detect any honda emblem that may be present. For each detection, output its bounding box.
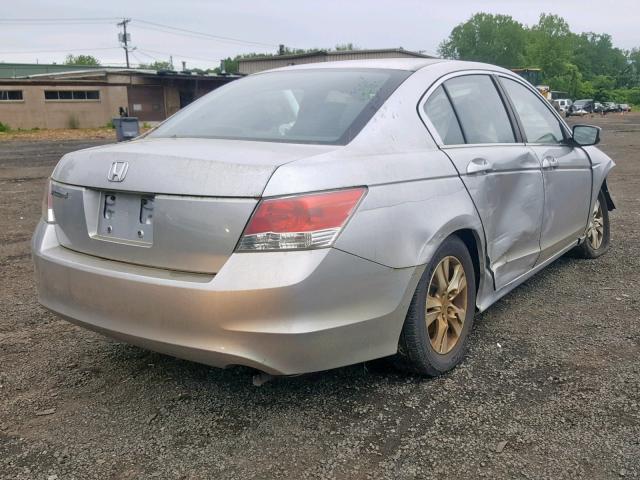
[107,161,129,182]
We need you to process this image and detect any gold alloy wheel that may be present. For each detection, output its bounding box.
[587,199,605,249]
[425,256,468,355]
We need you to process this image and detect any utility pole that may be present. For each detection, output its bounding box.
[117,18,132,68]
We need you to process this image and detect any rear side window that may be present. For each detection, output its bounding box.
[444,75,515,144]
[423,86,464,145]
[500,78,564,144]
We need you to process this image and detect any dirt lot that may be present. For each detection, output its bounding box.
[1,114,638,479]
[0,128,118,142]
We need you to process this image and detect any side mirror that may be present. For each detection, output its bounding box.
[572,125,601,146]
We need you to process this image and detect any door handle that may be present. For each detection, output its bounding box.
[466,158,492,175]
[542,156,559,169]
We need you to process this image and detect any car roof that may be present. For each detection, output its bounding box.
[259,58,442,73]
[258,58,516,77]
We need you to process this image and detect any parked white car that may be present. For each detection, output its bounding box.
[554,98,572,113]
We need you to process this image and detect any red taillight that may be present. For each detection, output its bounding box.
[238,187,366,251]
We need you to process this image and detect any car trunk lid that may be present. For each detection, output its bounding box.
[52,137,334,197]
[50,138,335,273]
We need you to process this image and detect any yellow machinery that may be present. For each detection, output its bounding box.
[510,68,551,100]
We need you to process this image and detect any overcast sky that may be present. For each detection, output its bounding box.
[1,0,639,69]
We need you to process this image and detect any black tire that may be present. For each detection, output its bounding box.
[394,235,476,376]
[574,189,611,259]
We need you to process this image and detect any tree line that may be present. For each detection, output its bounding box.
[438,13,640,104]
[62,14,640,105]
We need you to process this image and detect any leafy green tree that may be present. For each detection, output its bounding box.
[573,33,628,85]
[525,14,573,80]
[139,61,174,70]
[590,75,616,102]
[437,11,640,104]
[64,54,100,66]
[628,48,640,86]
[546,63,582,98]
[210,57,239,74]
[438,13,527,67]
[335,43,358,51]
[577,80,596,99]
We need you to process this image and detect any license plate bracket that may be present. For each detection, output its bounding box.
[96,191,154,245]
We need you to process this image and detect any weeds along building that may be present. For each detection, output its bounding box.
[0,63,240,129]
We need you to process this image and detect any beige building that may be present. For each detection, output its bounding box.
[0,68,239,130]
[238,48,437,74]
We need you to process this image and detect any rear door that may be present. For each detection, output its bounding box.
[421,73,545,289]
[498,76,592,264]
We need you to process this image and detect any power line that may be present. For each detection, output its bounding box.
[130,51,147,68]
[0,17,120,23]
[135,49,161,62]
[131,19,280,48]
[137,47,220,64]
[0,16,290,65]
[0,16,286,51]
[133,23,261,47]
[0,46,121,55]
[1,17,285,49]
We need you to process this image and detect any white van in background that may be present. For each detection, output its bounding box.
[554,98,573,113]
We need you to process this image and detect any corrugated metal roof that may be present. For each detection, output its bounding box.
[0,62,105,79]
[0,65,242,81]
[237,48,439,74]
[0,63,241,80]
[260,58,446,73]
[24,68,154,79]
[238,48,435,63]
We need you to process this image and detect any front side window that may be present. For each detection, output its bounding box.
[149,69,410,145]
[444,75,515,144]
[501,78,564,144]
[423,86,464,145]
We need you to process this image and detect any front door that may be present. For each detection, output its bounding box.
[445,145,545,288]
[499,76,592,263]
[422,75,545,290]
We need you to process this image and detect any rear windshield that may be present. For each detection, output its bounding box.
[149,69,410,145]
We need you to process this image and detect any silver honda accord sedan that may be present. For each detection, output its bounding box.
[32,58,615,376]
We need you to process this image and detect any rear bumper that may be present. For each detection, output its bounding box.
[32,221,420,375]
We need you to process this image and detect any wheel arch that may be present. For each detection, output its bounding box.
[450,228,483,295]
[600,178,616,211]
[582,145,615,213]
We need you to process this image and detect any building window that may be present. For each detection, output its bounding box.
[44,90,100,101]
[0,90,23,101]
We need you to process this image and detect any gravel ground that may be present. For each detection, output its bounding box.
[0,114,638,479]
[0,127,150,142]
